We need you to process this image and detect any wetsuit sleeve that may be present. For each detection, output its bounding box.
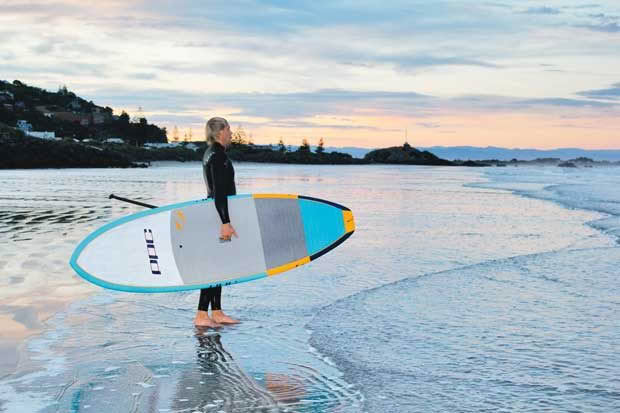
[210,153,231,224]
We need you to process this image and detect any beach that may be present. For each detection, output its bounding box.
[1,163,619,412]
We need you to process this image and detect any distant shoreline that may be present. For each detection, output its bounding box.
[2,132,618,170]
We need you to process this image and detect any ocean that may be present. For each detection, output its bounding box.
[0,163,618,412]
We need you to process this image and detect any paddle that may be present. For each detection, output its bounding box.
[109,193,157,209]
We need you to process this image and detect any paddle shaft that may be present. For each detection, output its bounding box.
[109,193,157,209]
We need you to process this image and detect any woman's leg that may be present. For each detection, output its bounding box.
[194,288,221,327]
[210,286,240,324]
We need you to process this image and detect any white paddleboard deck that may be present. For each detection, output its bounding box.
[70,194,355,292]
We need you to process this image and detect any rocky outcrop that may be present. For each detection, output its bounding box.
[364,143,453,165]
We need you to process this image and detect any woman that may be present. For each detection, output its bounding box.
[194,117,240,327]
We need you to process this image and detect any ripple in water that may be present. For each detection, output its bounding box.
[309,248,620,412]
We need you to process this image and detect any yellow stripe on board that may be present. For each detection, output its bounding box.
[267,256,310,276]
[343,210,355,233]
[253,194,298,199]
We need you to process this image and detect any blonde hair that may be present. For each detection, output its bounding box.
[205,117,229,145]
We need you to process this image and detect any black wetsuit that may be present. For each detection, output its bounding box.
[198,141,236,312]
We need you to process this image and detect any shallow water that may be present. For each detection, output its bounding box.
[0,163,618,412]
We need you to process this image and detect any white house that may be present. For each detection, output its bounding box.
[0,90,14,100]
[27,131,56,140]
[144,142,168,149]
[69,99,82,110]
[17,120,33,132]
[104,138,124,144]
[144,142,183,149]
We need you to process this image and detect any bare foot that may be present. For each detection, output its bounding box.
[211,310,240,324]
[194,310,222,328]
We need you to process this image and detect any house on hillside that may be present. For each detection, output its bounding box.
[54,112,81,123]
[144,142,169,149]
[17,120,33,132]
[105,138,124,144]
[68,99,82,110]
[27,131,56,140]
[92,113,105,124]
[0,90,14,100]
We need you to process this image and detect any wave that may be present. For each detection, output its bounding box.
[308,246,620,412]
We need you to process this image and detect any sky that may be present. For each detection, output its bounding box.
[1,0,619,149]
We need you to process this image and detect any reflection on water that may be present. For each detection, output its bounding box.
[0,292,362,412]
[169,332,297,412]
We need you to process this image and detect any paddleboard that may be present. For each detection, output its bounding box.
[70,194,355,292]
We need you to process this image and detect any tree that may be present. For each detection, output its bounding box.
[298,138,310,152]
[188,128,193,141]
[248,133,254,146]
[278,138,286,152]
[316,137,325,154]
[173,125,179,142]
[119,111,130,123]
[232,125,247,145]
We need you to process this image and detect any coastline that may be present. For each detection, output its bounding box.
[472,166,620,245]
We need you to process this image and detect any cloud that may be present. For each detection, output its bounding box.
[522,7,561,15]
[128,73,159,80]
[84,86,620,129]
[512,97,615,108]
[417,122,441,128]
[569,4,602,9]
[483,2,514,10]
[382,55,500,70]
[261,119,401,132]
[0,62,106,77]
[577,83,620,100]
[579,22,620,32]
[451,94,618,110]
[31,39,57,55]
[576,11,620,33]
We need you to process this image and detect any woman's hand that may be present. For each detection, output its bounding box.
[220,223,238,241]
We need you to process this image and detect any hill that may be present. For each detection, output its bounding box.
[364,143,454,166]
[0,79,166,145]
